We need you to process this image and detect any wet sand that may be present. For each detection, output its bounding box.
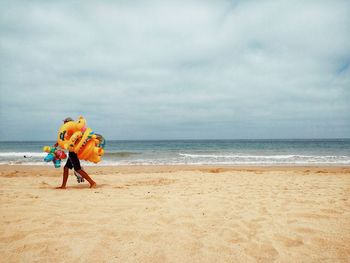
[1,165,350,262]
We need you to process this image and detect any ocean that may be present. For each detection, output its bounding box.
[0,139,349,166]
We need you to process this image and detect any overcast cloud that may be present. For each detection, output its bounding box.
[0,0,349,140]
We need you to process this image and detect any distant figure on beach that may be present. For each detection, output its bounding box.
[55,117,97,189]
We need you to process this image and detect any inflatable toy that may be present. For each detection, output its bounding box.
[43,146,67,168]
[57,116,105,163]
[74,169,85,183]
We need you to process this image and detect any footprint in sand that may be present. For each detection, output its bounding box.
[287,219,298,224]
[159,216,175,224]
[295,227,316,234]
[39,181,52,189]
[320,208,344,214]
[293,212,331,219]
[244,242,279,262]
[220,229,246,243]
[274,234,304,247]
[0,232,29,243]
[141,232,162,242]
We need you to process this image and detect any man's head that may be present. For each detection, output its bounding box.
[63,117,73,124]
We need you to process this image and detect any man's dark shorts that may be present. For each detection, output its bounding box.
[65,151,81,171]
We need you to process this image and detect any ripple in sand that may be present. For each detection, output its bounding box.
[274,234,304,247]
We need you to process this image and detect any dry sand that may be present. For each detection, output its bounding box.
[0,165,349,262]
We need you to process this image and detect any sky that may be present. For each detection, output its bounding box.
[0,0,349,140]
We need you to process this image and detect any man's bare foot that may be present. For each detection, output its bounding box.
[56,186,66,189]
[90,182,97,188]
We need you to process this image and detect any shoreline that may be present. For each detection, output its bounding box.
[1,164,350,175]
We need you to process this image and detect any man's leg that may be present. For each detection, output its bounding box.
[56,166,69,189]
[76,169,96,188]
[70,152,96,188]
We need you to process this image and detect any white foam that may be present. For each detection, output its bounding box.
[0,152,46,157]
[1,152,349,166]
[179,153,349,159]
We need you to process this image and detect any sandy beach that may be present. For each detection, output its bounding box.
[0,165,349,262]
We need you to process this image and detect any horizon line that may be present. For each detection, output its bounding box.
[1,138,350,143]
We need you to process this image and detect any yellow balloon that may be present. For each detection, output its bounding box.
[43,146,51,153]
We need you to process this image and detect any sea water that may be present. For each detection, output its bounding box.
[0,139,349,166]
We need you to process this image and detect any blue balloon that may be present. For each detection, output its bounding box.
[44,153,55,162]
[54,159,61,168]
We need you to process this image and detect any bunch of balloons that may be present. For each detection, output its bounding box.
[43,146,67,168]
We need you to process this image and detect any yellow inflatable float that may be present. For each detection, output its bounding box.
[57,116,105,163]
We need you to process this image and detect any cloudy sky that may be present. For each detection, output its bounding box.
[0,0,349,140]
